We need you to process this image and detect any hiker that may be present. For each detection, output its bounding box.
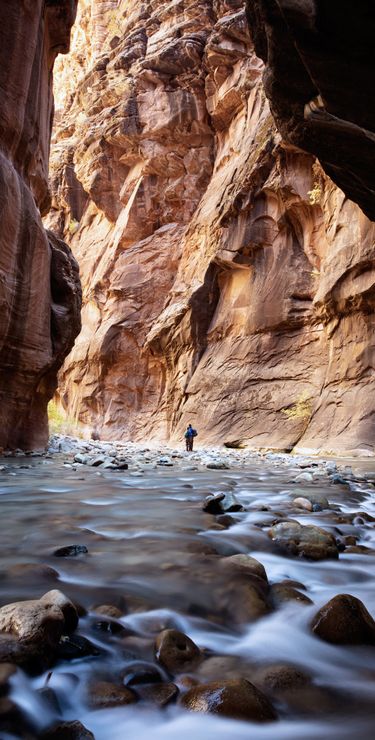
[185,423,197,451]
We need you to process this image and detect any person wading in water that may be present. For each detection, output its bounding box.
[184,423,198,451]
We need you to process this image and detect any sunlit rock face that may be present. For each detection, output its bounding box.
[0,1,81,450]
[50,0,375,455]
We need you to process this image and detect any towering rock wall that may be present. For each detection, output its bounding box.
[49,0,375,455]
[0,1,81,450]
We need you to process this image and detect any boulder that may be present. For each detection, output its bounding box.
[155,629,201,673]
[311,594,375,645]
[180,678,277,721]
[219,554,268,582]
[0,590,78,651]
[268,520,338,560]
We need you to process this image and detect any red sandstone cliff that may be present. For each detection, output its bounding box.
[48,0,375,455]
[0,1,81,450]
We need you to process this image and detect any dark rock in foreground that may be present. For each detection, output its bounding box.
[311,594,375,645]
[180,678,277,721]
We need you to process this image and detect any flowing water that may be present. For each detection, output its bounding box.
[1,453,375,739]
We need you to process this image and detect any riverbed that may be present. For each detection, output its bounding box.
[0,443,375,739]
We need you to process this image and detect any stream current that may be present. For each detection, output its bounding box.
[1,452,375,739]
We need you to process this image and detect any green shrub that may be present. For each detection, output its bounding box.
[282,391,312,421]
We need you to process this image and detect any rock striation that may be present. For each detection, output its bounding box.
[0,0,81,450]
[49,0,375,455]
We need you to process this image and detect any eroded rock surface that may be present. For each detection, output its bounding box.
[0,0,81,450]
[49,0,375,455]
[245,0,375,221]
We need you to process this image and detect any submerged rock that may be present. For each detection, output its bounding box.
[87,680,137,709]
[180,678,277,721]
[54,545,88,557]
[268,520,338,560]
[311,594,375,645]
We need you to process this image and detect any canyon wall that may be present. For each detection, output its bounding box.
[0,0,81,450]
[49,0,375,455]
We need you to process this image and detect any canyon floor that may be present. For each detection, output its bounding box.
[0,441,374,738]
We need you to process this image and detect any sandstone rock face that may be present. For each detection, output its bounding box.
[245,0,375,222]
[0,0,81,450]
[49,1,375,455]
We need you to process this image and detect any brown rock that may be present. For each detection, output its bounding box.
[0,590,78,651]
[254,663,311,693]
[219,554,268,582]
[180,678,277,721]
[41,720,95,739]
[155,629,201,673]
[268,520,339,560]
[293,497,313,512]
[0,663,16,695]
[87,680,137,709]
[311,594,375,645]
[136,682,179,707]
[0,0,81,450]
[270,584,313,607]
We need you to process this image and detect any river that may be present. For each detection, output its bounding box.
[1,449,375,739]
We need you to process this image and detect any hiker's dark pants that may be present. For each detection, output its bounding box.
[186,437,193,451]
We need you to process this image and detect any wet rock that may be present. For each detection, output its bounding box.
[292,491,329,509]
[218,579,270,624]
[180,678,277,721]
[41,720,95,739]
[197,656,254,682]
[206,462,230,470]
[216,514,237,528]
[53,545,88,557]
[293,497,313,511]
[7,563,59,582]
[135,682,179,706]
[91,605,125,635]
[157,456,173,466]
[254,663,311,693]
[74,454,89,465]
[294,472,314,483]
[155,629,201,673]
[203,491,243,515]
[0,590,78,650]
[219,554,268,582]
[57,634,100,660]
[330,474,349,485]
[268,520,339,560]
[270,584,313,607]
[0,696,29,735]
[122,661,163,686]
[0,663,16,696]
[38,685,61,713]
[87,680,137,709]
[311,594,375,645]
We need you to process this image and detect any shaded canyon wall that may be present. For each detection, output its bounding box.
[0,0,81,450]
[48,0,375,455]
